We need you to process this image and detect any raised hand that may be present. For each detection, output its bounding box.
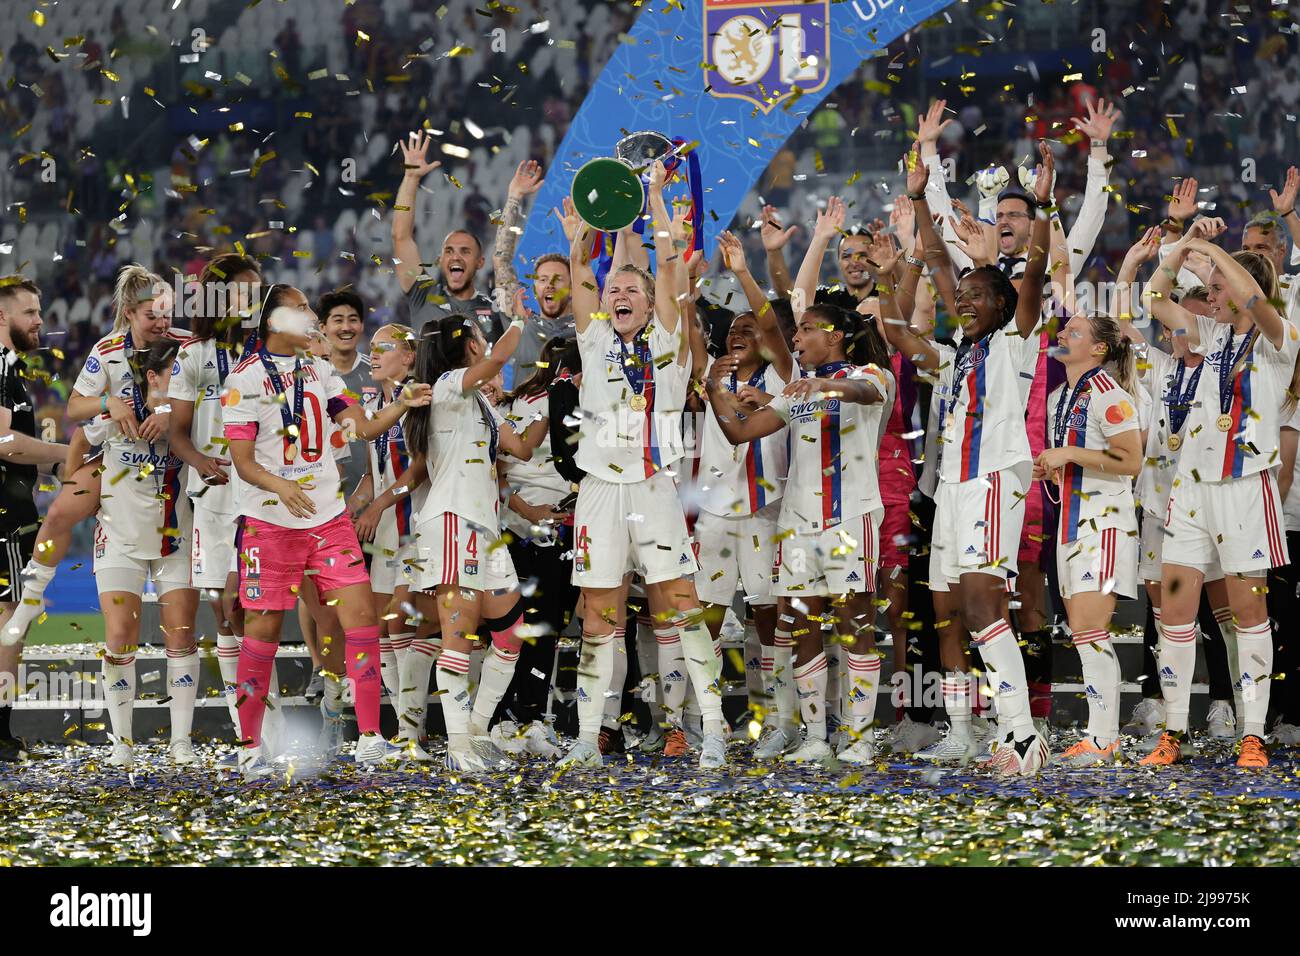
[648,159,668,193]
[508,159,545,200]
[399,130,442,180]
[555,195,582,245]
[1168,176,1199,221]
[813,195,846,242]
[951,213,995,267]
[917,98,952,147]
[1033,140,1055,206]
[905,143,927,198]
[717,230,750,275]
[1070,97,1120,141]
[1122,225,1164,268]
[1186,216,1226,242]
[865,231,901,280]
[891,194,916,241]
[1270,165,1299,215]
[760,205,797,250]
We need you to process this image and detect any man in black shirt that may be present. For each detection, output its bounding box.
[0,277,70,762]
[392,131,507,344]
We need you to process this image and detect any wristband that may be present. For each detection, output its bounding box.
[905,256,924,270]
[1090,139,1106,148]
[100,395,108,413]
[1281,208,1296,219]
[906,190,926,201]
[510,317,527,332]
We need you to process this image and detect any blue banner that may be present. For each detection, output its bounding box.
[515,0,953,276]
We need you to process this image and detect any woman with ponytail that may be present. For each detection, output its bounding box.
[403,312,537,773]
[3,265,186,652]
[1034,313,1143,765]
[1145,217,1298,769]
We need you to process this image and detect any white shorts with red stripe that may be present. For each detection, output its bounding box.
[1163,470,1289,576]
[693,502,779,607]
[771,509,881,598]
[1138,509,1222,584]
[571,471,697,589]
[1057,526,1139,600]
[413,512,519,593]
[928,464,1028,592]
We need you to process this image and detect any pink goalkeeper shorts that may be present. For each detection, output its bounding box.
[237,512,370,611]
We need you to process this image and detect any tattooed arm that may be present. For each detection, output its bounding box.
[491,159,546,307]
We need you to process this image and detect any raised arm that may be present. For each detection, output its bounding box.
[1013,140,1055,339]
[646,160,683,335]
[1146,219,1223,350]
[1188,236,1287,347]
[718,229,795,381]
[907,144,960,303]
[1269,166,1300,255]
[916,99,973,272]
[867,233,940,372]
[793,195,845,320]
[392,131,442,294]
[1113,225,1163,341]
[612,223,650,274]
[568,202,601,335]
[491,160,545,308]
[760,204,796,299]
[1065,97,1119,276]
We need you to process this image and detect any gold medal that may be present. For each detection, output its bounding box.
[285,443,298,462]
[1216,414,1233,433]
[1166,433,1182,451]
[630,394,648,412]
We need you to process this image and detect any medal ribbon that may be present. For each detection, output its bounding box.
[1164,359,1204,436]
[258,348,305,458]
[1052,367,1103,449]
[1217,329,1252,417]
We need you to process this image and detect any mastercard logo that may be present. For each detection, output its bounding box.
[1105,400,1135,425]
[330,431,346,448]
[223,388,240,407]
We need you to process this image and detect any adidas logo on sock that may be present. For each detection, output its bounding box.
[109,679,130,691]
[170,675,195,688]
[576,688,590,702]
[1159,665,1176,686]
[665,670,685,683]
[1084,683,1102,702]
[996,680,1014,694]
[848,687,867,703]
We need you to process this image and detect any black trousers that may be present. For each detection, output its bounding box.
[498,534,578,726]
[905,493,943,723]
[1266,531,1300,725]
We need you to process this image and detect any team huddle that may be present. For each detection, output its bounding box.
[2,94,1299,778]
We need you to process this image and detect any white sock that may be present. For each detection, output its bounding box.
[2,561,57,642]
[677,611,725,735]
[468,645,484,693]
[379,634,400,698]
[1212,607,1244,728]
[744,621,770,712]
[942,671,972,742]
[390,630,414,695]
[794,651,829,741]
[602,628,627,730]
[576,632,615,745]
[845,651,881,738]
[759,642,777,727]
[1073,628,1121,744]
[323,671,345,714]
[437,647,473,751]
[469,643,519,736]
[825,642,842,727]
[655,625,687,728]
[165,646,199,745]
[399,636,440,741]
[216,632,242,734]
[102,651,136,746]
[1157,621,1198,734]
[773,629,796,730]
[635,629,666,728]
[1236,620,1273,740]
[973,619,1033,736]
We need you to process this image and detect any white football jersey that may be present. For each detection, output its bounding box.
[934,325,1039,485]
[696,358,790,518]
[767,362,893,532]
[1135,345,1200,517]
[1047,369,1139,544]
[362,384,418,544]
[221,352,351,530]
[74,328,189,406]
[94,425,190,561]
[574,319,689,484]
[420,367,508,534]
[168,336,241,514]
[1179,314,1300,482]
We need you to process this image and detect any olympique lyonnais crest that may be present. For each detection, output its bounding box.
[704,0,830,113]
